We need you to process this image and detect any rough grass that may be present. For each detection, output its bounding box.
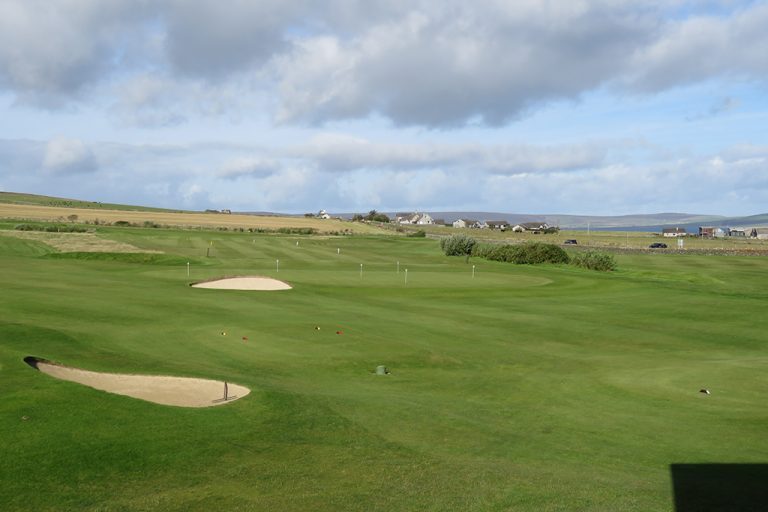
[1,228,767,511]
[0,230,162,253]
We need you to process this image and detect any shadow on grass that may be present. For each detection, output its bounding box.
[671,464,768,512]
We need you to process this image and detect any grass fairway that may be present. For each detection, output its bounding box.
[1,227,767,511]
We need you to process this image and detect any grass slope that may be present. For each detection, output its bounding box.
[0,191,183,213]
[1,228,767,511]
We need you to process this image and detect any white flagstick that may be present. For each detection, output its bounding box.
[276,259,279,272]
[360,263,363,279]
[187,262,190,277]
[404,268,408,286]
[472,265,475,278]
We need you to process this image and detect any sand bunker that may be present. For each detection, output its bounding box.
[191,276,292,290]
[25,357,250,408]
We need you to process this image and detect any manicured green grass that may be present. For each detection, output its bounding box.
[1,228,767,511]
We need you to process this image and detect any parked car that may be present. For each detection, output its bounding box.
[649,242,668,248]
[564,239,578,245]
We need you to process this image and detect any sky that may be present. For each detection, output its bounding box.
[1,0,767,216]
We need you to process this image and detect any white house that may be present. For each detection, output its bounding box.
[416,213,434,225]
[317,209,331,220]
[397,212,433,224]
[662,227,687,237]
[485,220,510,230]
[512,222,549,232]
[453,219,480,229]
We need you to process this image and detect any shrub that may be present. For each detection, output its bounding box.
[407,230,426,238]
[276,227,317,235]
[113,221,131,227]
[571,250,616,271]
[14,224,86,233]
[480,242,570,265]
[440,234,476,257]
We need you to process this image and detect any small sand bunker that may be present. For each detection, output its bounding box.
[24,357,249,408]
[191,276,292,290]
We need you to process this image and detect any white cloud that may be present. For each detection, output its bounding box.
[217,157,283,179]
[292,135,607,175]
[0,1,765,127]
[42,137,98,174]
[2,135,768,214]
[627,3,768,92]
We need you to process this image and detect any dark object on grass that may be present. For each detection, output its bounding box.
[564,239,577,244]
[671,463,768,512]
[376,365,390,375]
[699,389,710,395]
[650,242,668,249]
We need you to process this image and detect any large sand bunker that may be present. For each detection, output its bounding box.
[191,276,292,290]
[24,357,250,408]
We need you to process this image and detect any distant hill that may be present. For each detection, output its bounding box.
[333,210,768,231]
[4,192,767,231]
[337,211,732,229]
[425,212,729,229]
[0,191,185,213]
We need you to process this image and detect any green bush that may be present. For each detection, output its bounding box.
[14,224,86,233]
[571,250,616,271]
[113,221,132,227]
[407,230,426,238]
[440,234,476,256]
[14,224,39,231]
[277,227,317,235]
[479,242,570,265]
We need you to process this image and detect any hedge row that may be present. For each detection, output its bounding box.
[440,235,616,271]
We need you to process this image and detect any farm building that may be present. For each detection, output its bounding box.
[729,229,747,237]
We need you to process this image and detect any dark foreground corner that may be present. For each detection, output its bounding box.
[671,464,768,512]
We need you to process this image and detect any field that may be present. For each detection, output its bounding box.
[398,223,768,252]
[0,202,385,235]
[1,222,767,511]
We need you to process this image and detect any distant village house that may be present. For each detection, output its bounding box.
[396,212,433,225]
[452,219,481,229]
[662,227,687,237]
[512,222,549,233]
[485,220,510,231]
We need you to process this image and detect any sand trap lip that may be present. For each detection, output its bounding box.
[24,357,250,408]
[191,276,292,290]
